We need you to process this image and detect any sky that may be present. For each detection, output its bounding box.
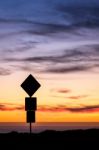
[0,0,99,126]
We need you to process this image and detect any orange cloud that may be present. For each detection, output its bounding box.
[51,88,71,94]
[0,103,99,113]
[38,104,99,113]
[57,89,71,94]
[0,103,24,111]
[68,95,87,100]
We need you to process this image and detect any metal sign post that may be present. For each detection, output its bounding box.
[21,74,41,134]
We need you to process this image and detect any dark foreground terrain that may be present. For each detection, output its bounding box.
[0,129,99,149]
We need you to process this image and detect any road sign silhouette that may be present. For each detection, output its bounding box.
[25,97,37,111]
[27,111,35,123]
[21,74,41,133]
[21,74,41,97]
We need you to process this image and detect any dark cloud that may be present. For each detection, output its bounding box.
[67,105,99,113]
[45,65,91,74]
[57,6,99,28]
[5,44,99,74]
[38,105,66,112]
[0,19,68,36]
[38,104,99,113]
[0,1,99,77]
[5,48,94,63]
[1,31,99,75]
[0,68,11,76]
[0,103,24,111]
[1,103,99,113]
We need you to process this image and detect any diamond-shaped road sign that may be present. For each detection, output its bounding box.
[21,74,41,97]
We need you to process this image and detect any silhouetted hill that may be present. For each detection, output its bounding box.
[0,129,99,149]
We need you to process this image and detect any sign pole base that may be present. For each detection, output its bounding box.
[30,122,32,134]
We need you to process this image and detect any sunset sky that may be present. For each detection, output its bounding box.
[0,0,99,123]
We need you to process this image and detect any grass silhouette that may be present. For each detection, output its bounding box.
[0,129,99,149]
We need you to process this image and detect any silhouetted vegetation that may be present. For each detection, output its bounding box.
[0,129,99,149]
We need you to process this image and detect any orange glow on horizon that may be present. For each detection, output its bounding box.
[0,71,99,122]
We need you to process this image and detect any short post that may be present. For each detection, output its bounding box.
[30,122,32,134]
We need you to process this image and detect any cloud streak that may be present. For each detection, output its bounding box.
[0,103,99,113]
[68,95,87,100]
[45,65,91,74]
[0,68,11,76]
[0,7,99,76]
[0,103,24,111]
[38,104,99,113]
[51,88,71,94]
[3,44,99,75]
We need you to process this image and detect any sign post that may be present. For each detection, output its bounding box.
[21,74,41,134]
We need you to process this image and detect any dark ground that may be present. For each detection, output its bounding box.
[0,129,99,150]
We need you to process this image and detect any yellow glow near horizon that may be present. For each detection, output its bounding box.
[0,71,99,122]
